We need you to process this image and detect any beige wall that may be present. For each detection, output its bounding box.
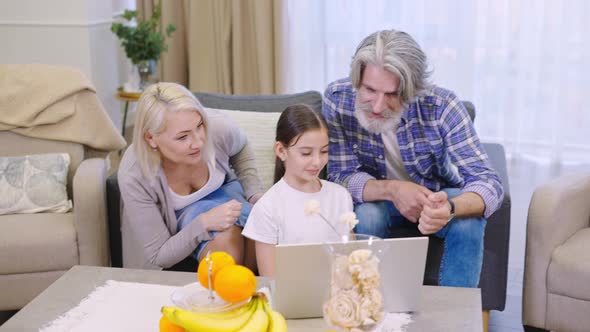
[0,0,134,129]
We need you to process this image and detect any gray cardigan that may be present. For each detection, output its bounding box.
[118,112,263,269]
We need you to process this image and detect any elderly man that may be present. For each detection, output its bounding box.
[322,29,504,288]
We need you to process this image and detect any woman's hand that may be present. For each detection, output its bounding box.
[198,200,242,231]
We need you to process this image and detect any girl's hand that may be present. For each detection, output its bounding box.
[198,200,242,231]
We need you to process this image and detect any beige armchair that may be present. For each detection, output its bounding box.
[0,132,111,310]
[523,173,590,332]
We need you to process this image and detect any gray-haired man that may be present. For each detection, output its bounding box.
[322,30,504,288]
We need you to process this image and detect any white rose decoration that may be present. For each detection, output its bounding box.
[331,255,355,290]
[348,249,372,264]
[323,290,363,329]
[304,199,321,215]
[339,211,359,230]
[359,274,381,291]
[362,288,384,319]
[324,236,384,330]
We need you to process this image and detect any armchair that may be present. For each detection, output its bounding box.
[0,132,111,310]
[0,63,125,310]
[523,173,590,332]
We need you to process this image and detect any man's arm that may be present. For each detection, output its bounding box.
[452,192,485,217]
[363,179,432,222]
[440,94,504,218]
[418,93,504,234]
[322,86,374,203]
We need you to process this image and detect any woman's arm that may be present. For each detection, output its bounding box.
[119,170,210,269]
[255,241,276,277]
[229,142,264,201]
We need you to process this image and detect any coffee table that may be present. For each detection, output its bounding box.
[1,266,482,331]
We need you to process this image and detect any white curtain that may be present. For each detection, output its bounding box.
[279,0,590,165]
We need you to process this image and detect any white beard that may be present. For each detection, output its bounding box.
[355,99,402,134]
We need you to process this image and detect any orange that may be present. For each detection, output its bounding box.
[159,315,185,332]
[197,251,235,289]
[213,264,257,303]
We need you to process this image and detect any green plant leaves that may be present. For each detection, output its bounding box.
[111,3,176,64]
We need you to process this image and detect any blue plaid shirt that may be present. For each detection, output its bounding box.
[322,78,504,218]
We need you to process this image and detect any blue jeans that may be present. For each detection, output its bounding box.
[176,180,252,261]
[354,188,486,288]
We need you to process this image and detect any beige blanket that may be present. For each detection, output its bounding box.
[0,64,126,152]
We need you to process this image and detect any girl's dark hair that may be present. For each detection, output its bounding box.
[274,104,329,184]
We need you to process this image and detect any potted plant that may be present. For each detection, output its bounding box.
[111,3,176,90]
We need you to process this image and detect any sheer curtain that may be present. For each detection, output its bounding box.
[279,0,590,165]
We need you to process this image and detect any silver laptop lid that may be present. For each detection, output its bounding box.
[273,237,429,319]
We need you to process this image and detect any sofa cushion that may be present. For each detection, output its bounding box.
[548,228,590,301]
[0,212,79,274]
[0,131,84,197]
[0,153,72,215]
[207,107,281,190]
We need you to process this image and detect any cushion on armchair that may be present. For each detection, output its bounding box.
[0,153,72,215]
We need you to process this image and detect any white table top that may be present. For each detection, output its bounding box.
[1,265,482,332]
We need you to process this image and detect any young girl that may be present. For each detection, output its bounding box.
[241,104,354,277]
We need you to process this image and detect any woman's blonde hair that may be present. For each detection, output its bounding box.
[132,82,212,177]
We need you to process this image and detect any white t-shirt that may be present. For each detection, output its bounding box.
[168,161,226,210]
[382,129,411,181]
[169,110,247,211]
[242,179,353,245]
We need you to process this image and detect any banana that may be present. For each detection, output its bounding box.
[161,301,255,332]
[238,297,269,332]
[160,294,284,332]
[263,302,288,332]
[199,300,256,320]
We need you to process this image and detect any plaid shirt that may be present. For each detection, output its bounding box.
[322,78,504,218]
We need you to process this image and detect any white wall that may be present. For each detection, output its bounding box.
[0,0,135,130]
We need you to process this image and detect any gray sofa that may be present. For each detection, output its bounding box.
[106,90,511,311]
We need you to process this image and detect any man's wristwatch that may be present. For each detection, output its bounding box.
[448,199,456,221]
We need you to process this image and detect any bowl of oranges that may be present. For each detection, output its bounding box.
[171,251,257,313]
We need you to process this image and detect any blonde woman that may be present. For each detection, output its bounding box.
[118,82,263,270]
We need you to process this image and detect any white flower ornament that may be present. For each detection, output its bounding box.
[339,211,359,231]
[304,199,321,215]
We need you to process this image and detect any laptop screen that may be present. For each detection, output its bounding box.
[272,237,428,319]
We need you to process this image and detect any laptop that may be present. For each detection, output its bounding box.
[272,236,428,319]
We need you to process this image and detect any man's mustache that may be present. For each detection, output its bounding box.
[356,101,398,119]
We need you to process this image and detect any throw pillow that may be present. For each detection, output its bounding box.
[206,107,281,190]
[0,153,72,215]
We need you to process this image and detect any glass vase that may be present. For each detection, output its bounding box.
[137,59,157,90]
[323,234,387,332]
